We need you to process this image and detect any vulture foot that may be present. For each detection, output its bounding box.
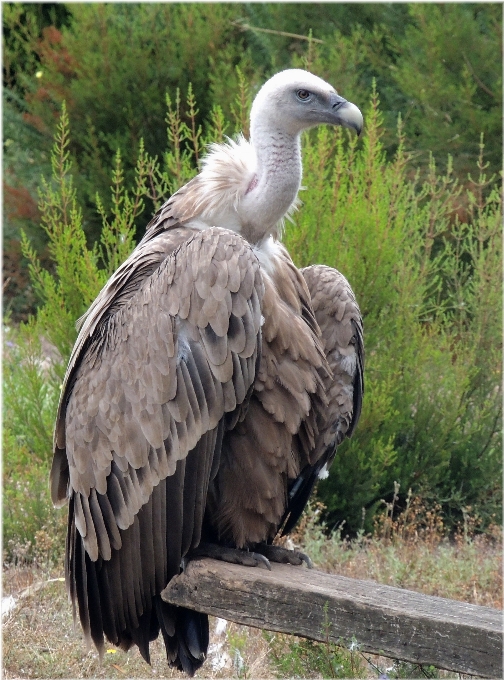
[254,544,313,569]
[190,542,272,570]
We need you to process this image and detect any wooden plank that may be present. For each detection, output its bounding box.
[162,557,502,678]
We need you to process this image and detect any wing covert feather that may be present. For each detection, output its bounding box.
[206,244,332,547]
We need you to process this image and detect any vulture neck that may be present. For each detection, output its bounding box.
[243,120,302,245]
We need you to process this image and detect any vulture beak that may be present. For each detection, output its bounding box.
[329,93,363,135]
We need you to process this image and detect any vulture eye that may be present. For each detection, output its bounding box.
[296,89,311,101]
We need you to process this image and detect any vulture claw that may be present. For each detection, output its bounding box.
[249,552,272,570]
[254,544,313,569]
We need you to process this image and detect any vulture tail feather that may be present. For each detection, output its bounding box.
[175,609,209,676]
[179,608,209,670]
[155,599,209,677]
[129,607,155,664]
[96,559,119,645]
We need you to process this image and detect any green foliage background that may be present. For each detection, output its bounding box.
[4,4,501,251]
[3,3,502,560]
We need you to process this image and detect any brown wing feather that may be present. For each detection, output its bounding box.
[52,226,264,663]
[138,175,206,244]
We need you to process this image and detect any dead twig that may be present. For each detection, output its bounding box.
[231,20,324,44]
[2,577,65,623]
[462,53,495,99]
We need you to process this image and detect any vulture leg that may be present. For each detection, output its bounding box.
[189,542,272,570]
[189,541,312,569]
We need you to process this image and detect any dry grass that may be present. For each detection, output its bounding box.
[2,567,273,679]
[286,494,502,609]
[3,494,501,679]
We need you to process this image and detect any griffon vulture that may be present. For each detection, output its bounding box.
[50,69,364,675]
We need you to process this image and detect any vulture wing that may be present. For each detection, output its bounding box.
[281,264,364,534]
[50,223,264,672]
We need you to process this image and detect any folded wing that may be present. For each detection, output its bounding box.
[51,226,264,667]
[281,264,364,534]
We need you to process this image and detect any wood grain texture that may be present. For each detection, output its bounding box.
[162,558,502,678]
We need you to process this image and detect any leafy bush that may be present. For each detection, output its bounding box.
[272,0,502,185]
[3,78,501,562]
[286,90,502,532]
[266,629,366,679]
[3,326,66,564]
[10,4,259,238]
[390,3,502,178]
[4,4,500,329]
[266,629,446,679]
[3,88,53,320]
[1,87,245,562]
[5,4,501,238]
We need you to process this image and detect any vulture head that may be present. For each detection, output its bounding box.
[250,68,363,137]
[186,69,363,245]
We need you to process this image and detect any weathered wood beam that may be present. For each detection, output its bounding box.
[162,557,502,678]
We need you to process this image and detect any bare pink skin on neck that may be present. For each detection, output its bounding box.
[245,174,259,194]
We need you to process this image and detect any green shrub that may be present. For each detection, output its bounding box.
[3,4,72,318]
[266,630,446,679]
[238,4,502,182]
[390,3,502,179]
[2,88,53,320]
[16,4,260,239]
[3,79,501,562]
[286,89,502,533]
[4,4,500,328]
[2,325,66,564]
[266,630,365,678]
[1,87,241,562]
